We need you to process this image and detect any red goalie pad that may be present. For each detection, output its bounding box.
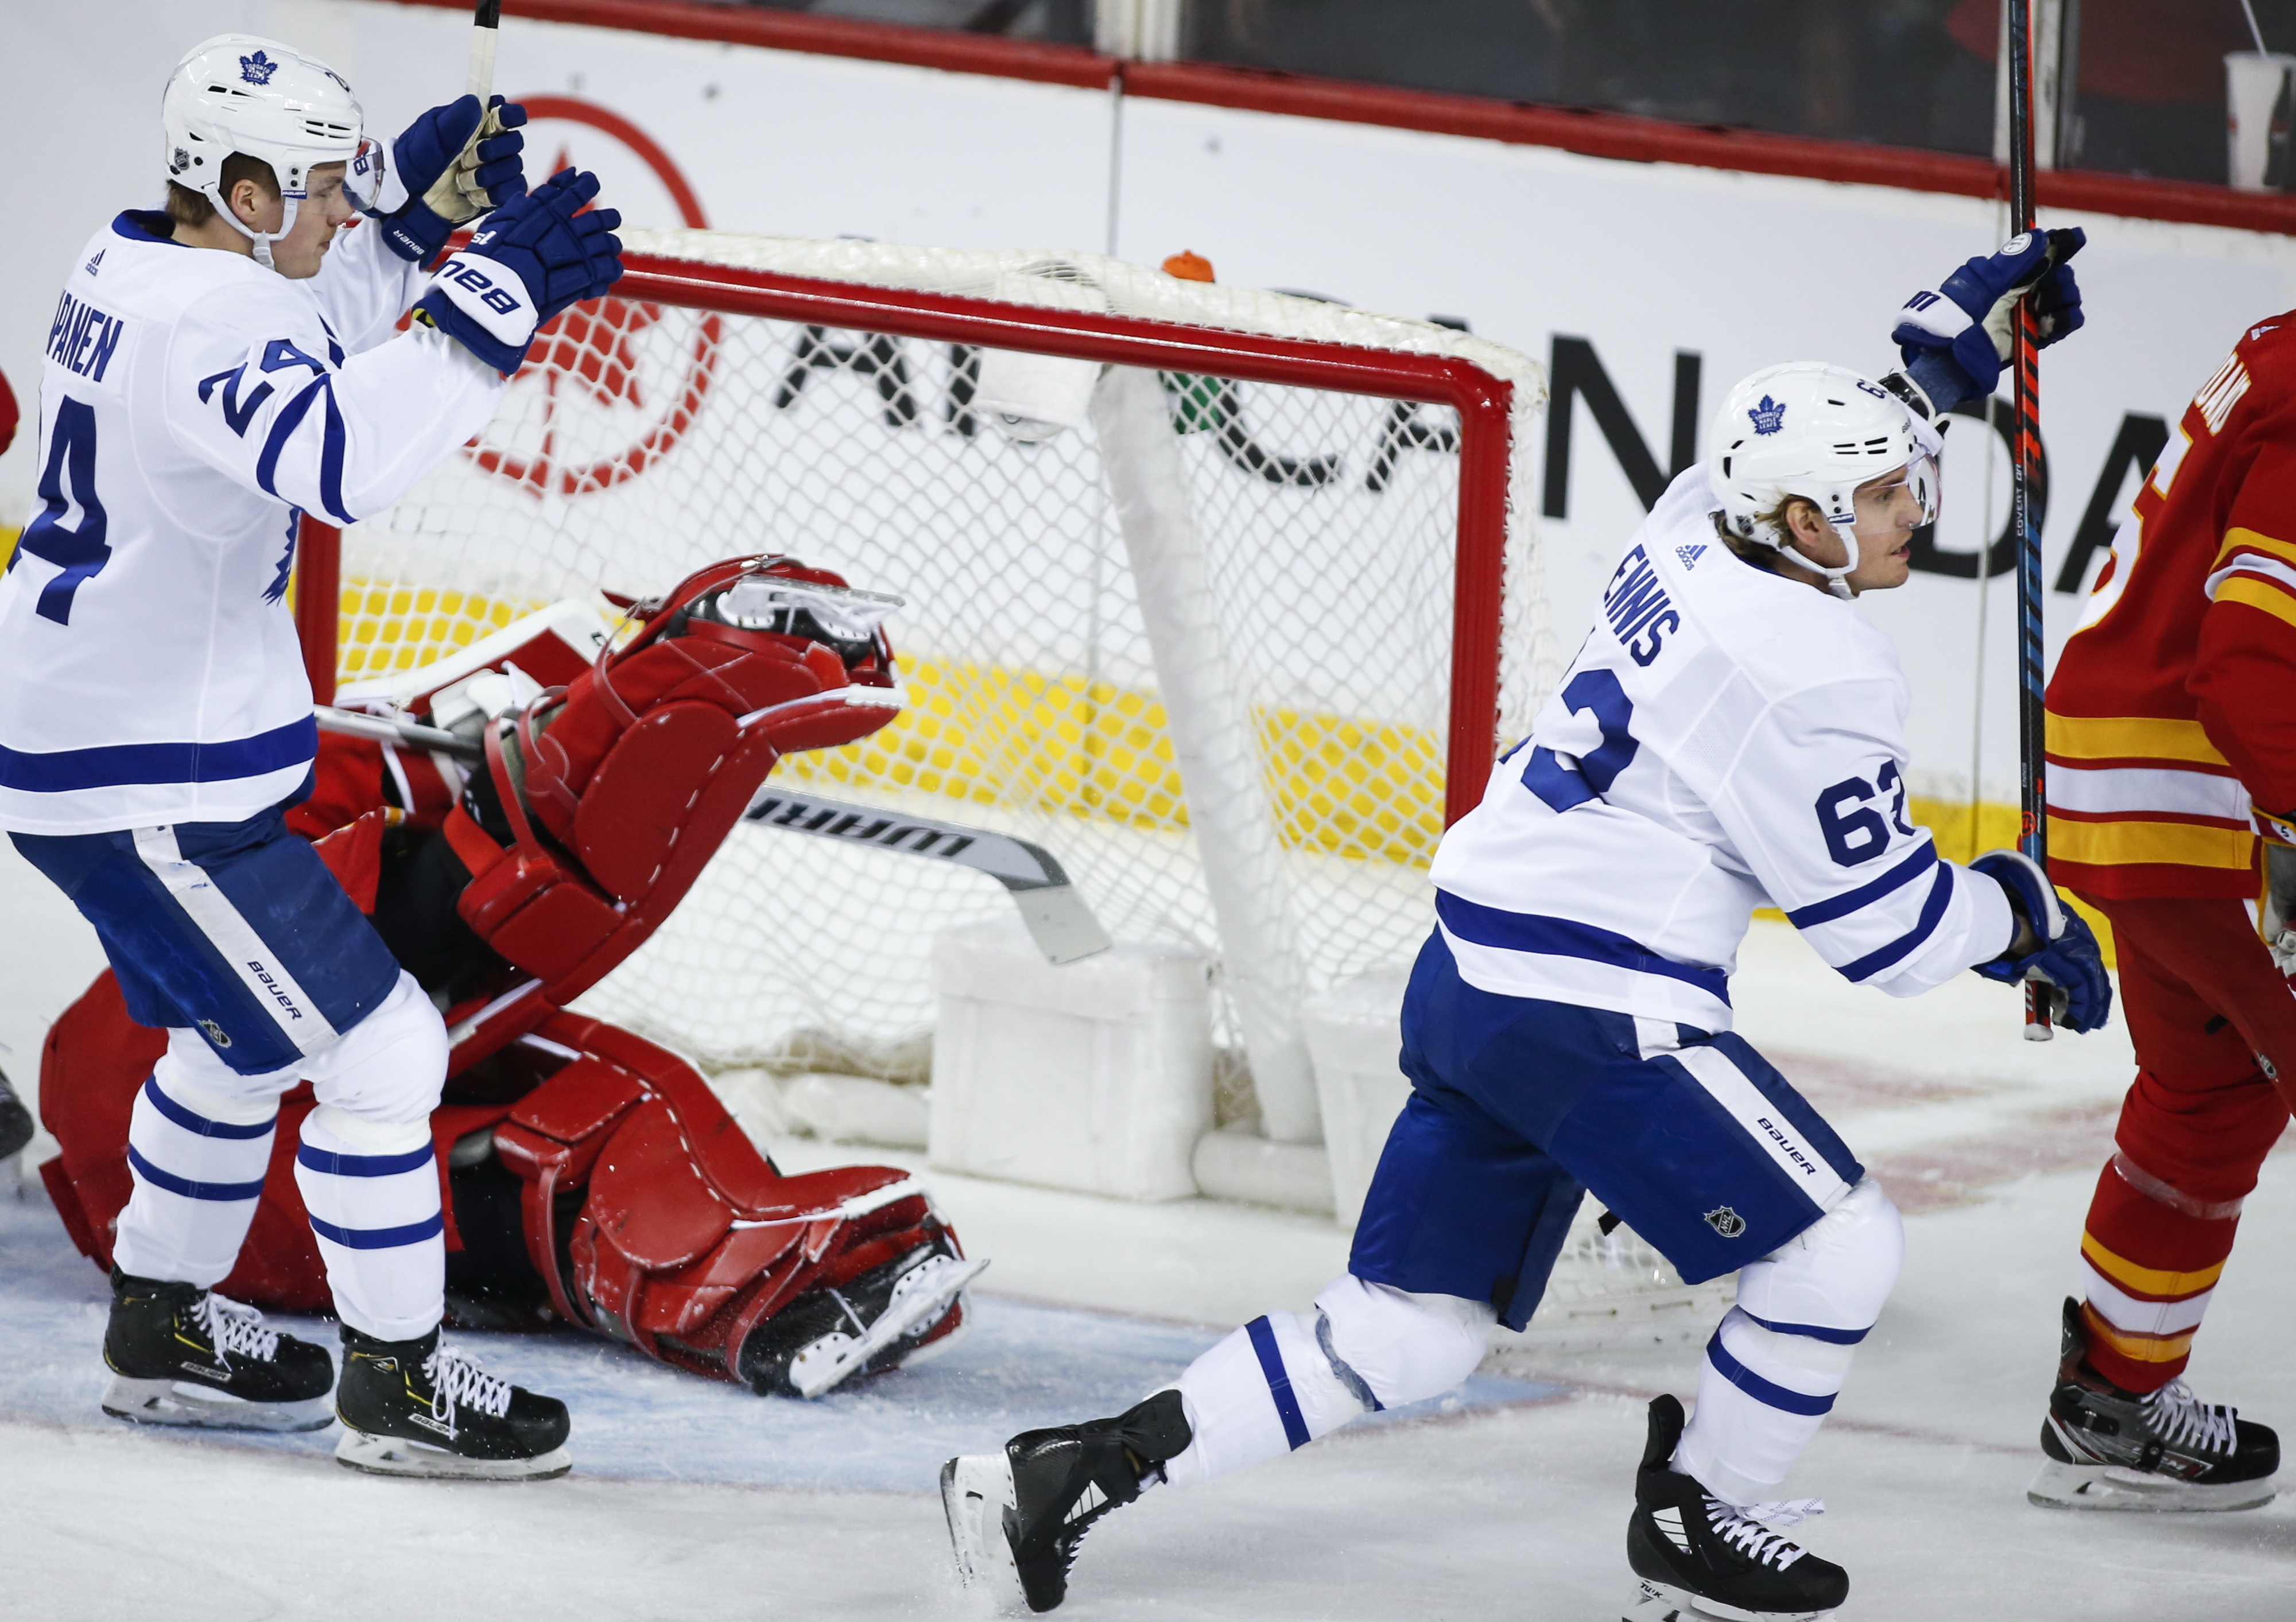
[440,556,903,1059]
[487,1011,972,1391]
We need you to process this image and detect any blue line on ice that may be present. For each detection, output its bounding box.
[0,1190,1558,1493]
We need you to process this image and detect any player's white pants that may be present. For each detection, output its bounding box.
[1159,1274,1495,1485]
[114,971,449,1340]
[1674,1177,1905,1505]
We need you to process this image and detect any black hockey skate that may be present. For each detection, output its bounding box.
[101,1268,335,1431]
[0,1065,33,1163]
[335,1325,572,1481]
[941,1388,1192,1613]
[1625,1395,1848,1622]
[738,1236,987,1399]
[2029,1295,2278,1512]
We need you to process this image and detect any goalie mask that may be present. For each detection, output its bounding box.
[162,34,369,270]
[1708,362,1941,600]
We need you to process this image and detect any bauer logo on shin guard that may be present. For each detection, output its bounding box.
[1704,1206,1747,1238]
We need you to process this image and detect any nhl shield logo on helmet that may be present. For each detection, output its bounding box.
[1747,395,1787,435]
[1703,1206,1746,1238]
[239,50,278,86]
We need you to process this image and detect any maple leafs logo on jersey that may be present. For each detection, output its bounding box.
[1676,544,1707,569]
[1748,395,1787,436]
[239,50,278,86]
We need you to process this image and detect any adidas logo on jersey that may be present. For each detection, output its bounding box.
[84,249,105,278]
[1676,544,1707,569]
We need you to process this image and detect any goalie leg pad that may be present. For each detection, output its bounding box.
[487,1012,976,1394]
[449,559,902,1008]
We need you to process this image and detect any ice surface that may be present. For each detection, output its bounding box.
[6,841,2296,1619]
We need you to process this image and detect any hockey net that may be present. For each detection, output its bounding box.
[304,231,1723,1336]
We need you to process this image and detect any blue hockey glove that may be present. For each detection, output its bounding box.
[370,95,529,265]
[413,168,623,374]
[1969,848,2112,1034]
[1892,227,2085,414]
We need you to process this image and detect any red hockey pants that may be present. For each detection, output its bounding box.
[2072,894,2296,1392]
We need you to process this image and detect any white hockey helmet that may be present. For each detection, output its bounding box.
[1707,362,1940,600]
[162,34,374,270]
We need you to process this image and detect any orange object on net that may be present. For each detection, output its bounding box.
[1162,250,1215,283]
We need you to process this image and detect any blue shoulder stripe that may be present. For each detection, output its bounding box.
[1785,841,1937,929]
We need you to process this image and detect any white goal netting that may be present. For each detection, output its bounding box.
[335,231,1554,1127]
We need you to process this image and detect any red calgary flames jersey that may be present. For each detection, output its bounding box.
[2047,314,2296,900]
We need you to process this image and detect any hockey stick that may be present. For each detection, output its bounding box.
[743,788,1114,965]
[315,704,483,762]
[468,0,501,99]
[2007,0,2052,1041]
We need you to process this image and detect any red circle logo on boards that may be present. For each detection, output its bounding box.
[468,95,722,497]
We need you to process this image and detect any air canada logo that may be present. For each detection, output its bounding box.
[239,50,278,86]
[1747,395,1786,436]
[464,96,720,499]
[1704,1206,1747,1238]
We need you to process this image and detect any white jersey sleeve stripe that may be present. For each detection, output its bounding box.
[1782,840,1937,929]
[1832,863,1955,983]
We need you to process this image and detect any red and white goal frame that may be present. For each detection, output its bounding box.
[290,231,1549,1142]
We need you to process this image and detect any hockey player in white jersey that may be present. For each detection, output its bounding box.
[944,233,2111,1619]
[0,34,621,1478]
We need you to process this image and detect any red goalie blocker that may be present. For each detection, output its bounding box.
[38,557,981,1398]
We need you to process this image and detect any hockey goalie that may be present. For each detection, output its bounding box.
[36,553,984,1411]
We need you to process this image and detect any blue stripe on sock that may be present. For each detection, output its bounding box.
[141,1076,275,1140]
[1705,1328,1836,1417]
[126,1144,267,1202]
[1737,1309,1870,1346]
[297,1142,437,1178]
[307,1212,446,1250]
[1246,1315,1312,1450]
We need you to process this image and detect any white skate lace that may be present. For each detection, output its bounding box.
[422,1346,514,1438]
[192,1294,282,1363]
[1705,1497,1823,1569]
[2143,1382,2238,1454]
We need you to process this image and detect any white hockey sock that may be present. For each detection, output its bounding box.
[294,1104,445,1341]
[1161,1310,1366,1485]
[1676,1306,1861,1505]
[112,1071,278,1287]
[1159,1276,1492,1487]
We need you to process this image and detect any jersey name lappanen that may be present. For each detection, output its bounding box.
[1428,465,2009,1030]
[0,209,501,836]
